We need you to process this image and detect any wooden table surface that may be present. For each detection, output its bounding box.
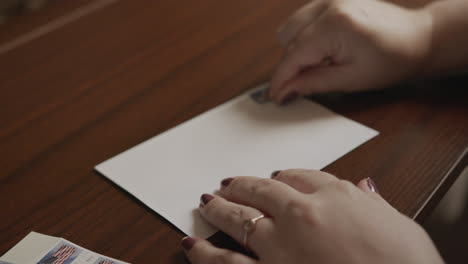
[0,0,467,263]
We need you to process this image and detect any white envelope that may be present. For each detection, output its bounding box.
[95,84,378,238]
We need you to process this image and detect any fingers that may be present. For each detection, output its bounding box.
[219,176,301,217]
[181,237,258,264]
[271,169,338,193]
[282,64,350,98]
[269,40,324,103]
[198,194,274,252]
[278,1,328,47]
[278,6,310,47]
[270,23,339,103]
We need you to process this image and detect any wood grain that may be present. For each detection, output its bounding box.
[0,1,466,263]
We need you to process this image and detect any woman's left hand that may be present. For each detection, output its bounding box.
[180,169,443,264]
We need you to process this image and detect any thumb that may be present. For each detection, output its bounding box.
[357,177,380,194]
[357,177,401,212]
[357,177,388,205]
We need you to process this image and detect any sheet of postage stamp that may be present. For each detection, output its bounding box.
[0,232,129,264]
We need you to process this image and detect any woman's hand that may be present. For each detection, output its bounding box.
[269,0,433,104]
[181,169,443,264]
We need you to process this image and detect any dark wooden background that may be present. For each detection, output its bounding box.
[0,0,467,263]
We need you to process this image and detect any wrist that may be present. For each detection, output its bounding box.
[405,7,436,78]
[419,0,468,76]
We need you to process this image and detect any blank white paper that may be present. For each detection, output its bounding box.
[95,84,378,238]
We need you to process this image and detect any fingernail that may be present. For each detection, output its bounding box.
[221,177,234,187]
[367,177,379,194]
[271,170,281,178]
[181,236,195,251]
[200,194,214,205]
[280,91,298,105]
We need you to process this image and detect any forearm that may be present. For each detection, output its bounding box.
[424,0,468,75]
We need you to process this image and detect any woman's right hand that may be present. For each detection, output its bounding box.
[269,0,433,104]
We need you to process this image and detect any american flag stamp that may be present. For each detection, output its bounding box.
[95,257,120,264]
[0,232,128,264]
[37,242,80,264]
[250,85,272,104]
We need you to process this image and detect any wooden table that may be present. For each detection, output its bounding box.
[0,0,467,263]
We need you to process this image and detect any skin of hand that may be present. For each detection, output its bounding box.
[181,169,444,264]
[423,0,468,75]
[269,0,433,104]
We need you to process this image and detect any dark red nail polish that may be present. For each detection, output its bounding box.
[221,177,234,187]
[200,194,214,205]
[181,236,195,251]
[271,170,281,178]
[367,177,380,194]
[280,91,299,105]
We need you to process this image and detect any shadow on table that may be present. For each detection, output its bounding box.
[424,167,468,264]
[308,74,468,115]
